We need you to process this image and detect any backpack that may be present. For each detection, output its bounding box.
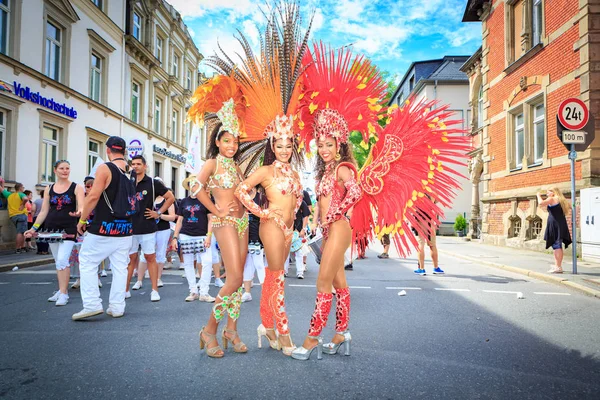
[102,162,140,218]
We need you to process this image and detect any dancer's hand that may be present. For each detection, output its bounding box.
[216,201,238,218]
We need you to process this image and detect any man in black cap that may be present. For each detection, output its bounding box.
[72,136,133,320]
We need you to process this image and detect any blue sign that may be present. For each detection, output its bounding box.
[12,81,77,119]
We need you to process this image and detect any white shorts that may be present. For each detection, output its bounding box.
[49,241,76,271]
[140,229,171,263]
[129,233,156,255]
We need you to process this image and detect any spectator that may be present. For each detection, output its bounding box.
[33,189,49,255]
[24,190,36,250]
[4,182,29,253]
[537,187,572,274]
[378,234,390,259]
[413,202,443,276]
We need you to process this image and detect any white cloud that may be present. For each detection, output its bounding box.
[330,19,412,57]
[187,27,196,38]
[334,0,371,21]
[167,0,255,19]
[241,19,260,48]
[311,7,324,33]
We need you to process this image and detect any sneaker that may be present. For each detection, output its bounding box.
[70,279,80,290]
[55,293,69,306]
[377,253,389,259]
[344,264,353,271]
[48,291,61,302]
[72,308,104,321]
[296,272,304,279]
[214,278,225,288]
[106,307,124,318]
[241,292,252,302]
[151,290,161,302]
[414,268,426,276]
[199,294,216,303]
[125,291,131,299]
[164,262,173,270]
[100,270,108,277]
[432,267,445,274]
[185,292,199,302]
[132,281,143,290]
[157,279,164,288]
[178,265,185,270]
[98,279,103,288]
[144,271,149,279]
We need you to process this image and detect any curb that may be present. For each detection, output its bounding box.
[0,257,54,273]
[439,249,600,299]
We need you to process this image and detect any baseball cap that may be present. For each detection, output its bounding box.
[106,136,126,151]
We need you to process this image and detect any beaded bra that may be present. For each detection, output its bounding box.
[207,154,242,190]
[264,160,303,197]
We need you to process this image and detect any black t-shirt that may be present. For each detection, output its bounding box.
[302,190,312,209]
[294,200,310,232]
[155,199,171,231]
[178,197,209,237]
[45,182,78,240]
[131,175,169,235]
[88,162,133,237]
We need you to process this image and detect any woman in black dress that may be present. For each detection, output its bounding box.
[537,187,572,273]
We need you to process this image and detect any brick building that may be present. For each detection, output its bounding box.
[461,0,600,252]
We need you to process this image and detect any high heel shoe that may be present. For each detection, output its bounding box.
[290,336,323,361]
[222,329,248,353]
[199,326,224,358]
[323,331,351,356]
[277,334,296,356]
[257,324,280,350]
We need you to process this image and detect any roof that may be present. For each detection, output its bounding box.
[462,0,487,22]
[460,46,483,73]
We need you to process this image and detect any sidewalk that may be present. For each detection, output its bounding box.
[0,249,54,272]
[436,237,600,298]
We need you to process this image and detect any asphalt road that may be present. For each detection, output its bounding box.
[1,248,599,400]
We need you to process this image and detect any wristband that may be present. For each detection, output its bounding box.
[206,232,212,238]
[79,219,88,224]
[32,224,40,231]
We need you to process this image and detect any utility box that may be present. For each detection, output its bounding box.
[581,187,600,262]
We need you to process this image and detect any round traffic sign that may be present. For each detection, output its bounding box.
[558,98,589,131]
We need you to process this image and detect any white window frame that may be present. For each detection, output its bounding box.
[171,166,177,197]
[477,85,484,129]
[90,51,102,102]
[133,12,142,41]
[154,98,162,134]
[172,110,178,142]
[154,160,162,178]
[0,0,10,56]
[532,0,543,47]
[155,35,163,62]
[514,113,525,168]
[87,138,101,175]
[0,109,5,177]
[91,0,102,9]
[185,121,191,147]
[173,54,179,78]
[186,69,192,90]
[532,102,545,163]
[42,125,59,183]
[131,81,140,124]
[45,20,62,81]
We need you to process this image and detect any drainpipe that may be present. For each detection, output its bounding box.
[120,5,126,138]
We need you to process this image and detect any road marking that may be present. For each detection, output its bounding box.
[9,270,56,274]
[434,288,470,292]
[161,282,183,285]
[533,292,571,296]
[0,282,10,284]
[482,290,520,294]
[289,284,314,287]
[385,287,422,290]
[288,284,371,289]
[21,282,52,285]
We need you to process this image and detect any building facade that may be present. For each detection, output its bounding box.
[390,56,473,234]
[0,0,202,246]
[462,0,600,252]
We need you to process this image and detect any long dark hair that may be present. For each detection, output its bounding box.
[315,141,357,182]
[263,137,302,167]
[205,122,241,161]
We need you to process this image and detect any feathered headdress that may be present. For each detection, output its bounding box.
[296,42,387,149]
[204,1,313,172]
[186,75,247,139]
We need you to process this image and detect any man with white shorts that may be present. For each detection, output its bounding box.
[125,155,174,301]
[73,136,133,320]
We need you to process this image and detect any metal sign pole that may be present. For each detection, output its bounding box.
[569,144,578,274]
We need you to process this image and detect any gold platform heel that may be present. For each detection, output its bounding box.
[222,328,248,353]
[278,334,296,356]
[199,326,224,358]
[257,324,280,350]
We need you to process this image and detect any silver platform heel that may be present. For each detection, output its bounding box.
[323,331,352,356]
[291,336,323,361]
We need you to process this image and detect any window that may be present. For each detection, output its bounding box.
[173,54,179,78]
[514,113,524,168]
[508,216,522,238]
[185,121,191,147]
[172,110,178,142]
[45,21,62,81]
[88,139,100,174]
[533,103,545,163]
[187,69,192,90]
[42,125,59,182]
[155,35,163,62]
[90,52,102,102]
[171,167,177,195]
[409,76,415,91]
[532,0,542,46]
[0,0,9,55]
[527,217,543,240]
[154,161,162,178]
[477,85,483,129]
[133,12,142,40]
[91,0,102,9]
[154,98,162,134]
[131,81,140,123]
[0,109,5,176]
[466,109,472,131]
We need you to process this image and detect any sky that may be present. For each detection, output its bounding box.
[168,0,482,83]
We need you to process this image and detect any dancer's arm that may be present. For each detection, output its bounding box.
[195,159,228,218]
[235,167,269,218]
[324,165,362,225]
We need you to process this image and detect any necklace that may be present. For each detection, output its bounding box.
[215,154,239,189]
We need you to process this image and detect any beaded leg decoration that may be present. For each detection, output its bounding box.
[307,292,333,336]
[222,288,247,353]
[334,287,351,333]
[272,270,290,335]
[227,287,244,320]
[260,269,276,330]
[212,294,229,322]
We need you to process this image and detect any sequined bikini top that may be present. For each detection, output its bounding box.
[207,154,243,190]
[316,162,336,198]
[264,160,302,197]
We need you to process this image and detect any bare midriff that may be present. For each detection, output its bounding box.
[212,188,246,220]
[265,185,296,228]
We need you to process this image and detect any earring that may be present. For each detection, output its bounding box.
[335,152,341,161]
